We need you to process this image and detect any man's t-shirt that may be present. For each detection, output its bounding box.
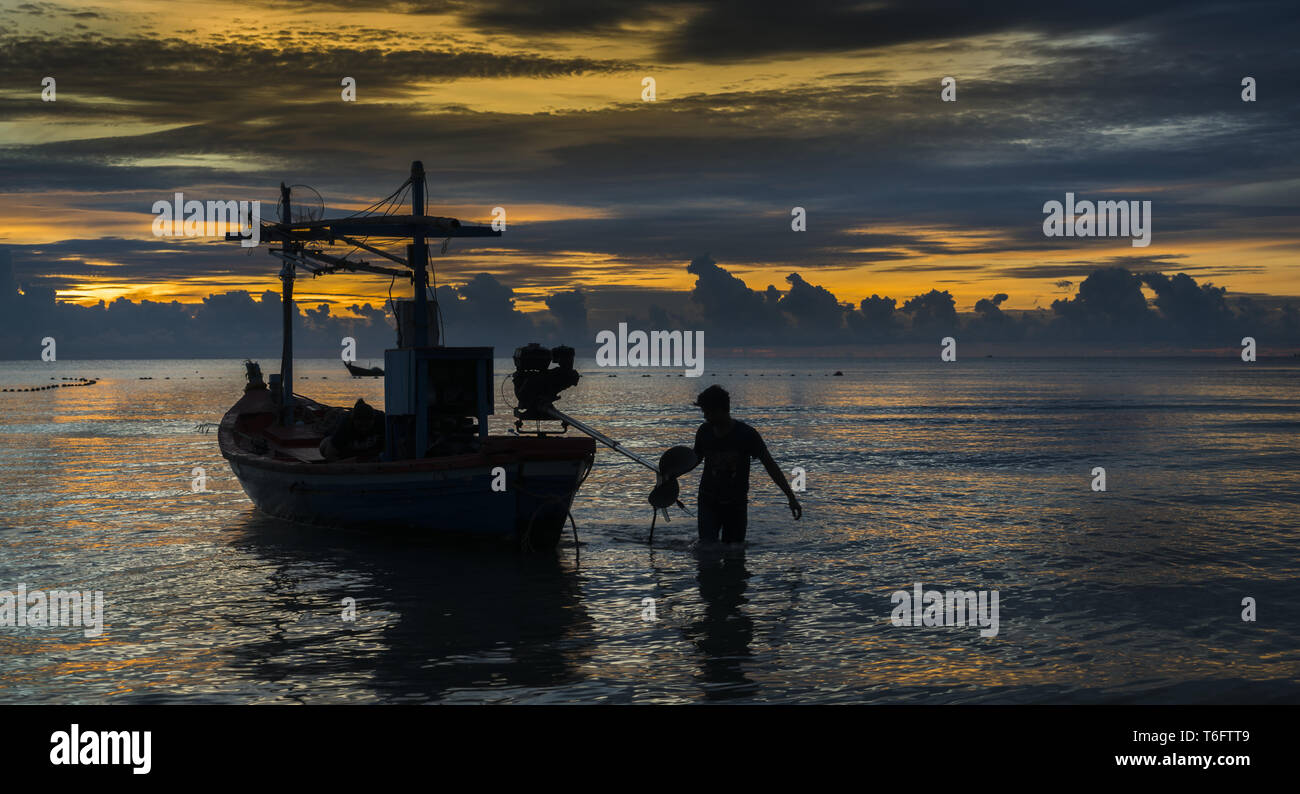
[694,420,768,505]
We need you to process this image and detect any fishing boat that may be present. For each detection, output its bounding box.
[343,360,384,378]
[218,162,605,550]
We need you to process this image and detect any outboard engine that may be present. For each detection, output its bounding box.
[511,343,580,421]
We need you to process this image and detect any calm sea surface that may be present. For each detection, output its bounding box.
[1,356,1297,703]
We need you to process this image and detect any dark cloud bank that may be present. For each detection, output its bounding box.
[1,248,1295,359]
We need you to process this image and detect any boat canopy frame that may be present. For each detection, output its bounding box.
[225,160,502,429]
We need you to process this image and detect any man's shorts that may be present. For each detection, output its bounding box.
[698,499,748,543]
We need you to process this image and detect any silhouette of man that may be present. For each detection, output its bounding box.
[688,385,801,543]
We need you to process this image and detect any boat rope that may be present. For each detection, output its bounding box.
[514,457,591,555]
[515,478,573,553]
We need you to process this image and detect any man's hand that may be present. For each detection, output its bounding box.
[788,495,802,520]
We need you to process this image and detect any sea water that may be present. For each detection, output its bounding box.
[0,357,1297,703]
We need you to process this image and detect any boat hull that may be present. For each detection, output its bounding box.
[219,392,594,550]
[228,456,589,548]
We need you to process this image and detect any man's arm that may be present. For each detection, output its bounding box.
[755,435,802,520]
[686,424,706,473]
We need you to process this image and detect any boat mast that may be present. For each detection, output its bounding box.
[409,161,431,348]
[278,182,296,425]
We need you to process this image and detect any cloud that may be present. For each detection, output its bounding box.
[968,292,1026,341]
[0,33,635,106]
[437,272,535,344]
[777,273,844,336]
[0,248,586,357]
[685,253,784,342]
[1139,271,1237,341]
[846,294,900,340]
[544,288,588,339]
[3,250,1299,357]
[901,289,958,334]
[3,0,1300,334]
[1049,266,1156,340]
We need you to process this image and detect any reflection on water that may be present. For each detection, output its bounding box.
[226,516,593,703]
[0,357,1298,703]
[685,547,757,700]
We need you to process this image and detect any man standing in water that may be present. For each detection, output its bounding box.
[689,385,802,543]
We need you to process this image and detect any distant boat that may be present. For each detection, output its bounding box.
[344,361,384,378]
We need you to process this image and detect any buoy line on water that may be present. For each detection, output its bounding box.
[2,377,98,393]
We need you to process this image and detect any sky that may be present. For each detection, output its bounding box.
[1,0,1298,355]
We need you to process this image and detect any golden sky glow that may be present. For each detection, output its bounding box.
[2,0,1297,321]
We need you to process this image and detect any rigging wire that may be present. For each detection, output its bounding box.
[426,241,447,345]
[335,177,413,270]
[318,173,424,334]
[340,175,412,220]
